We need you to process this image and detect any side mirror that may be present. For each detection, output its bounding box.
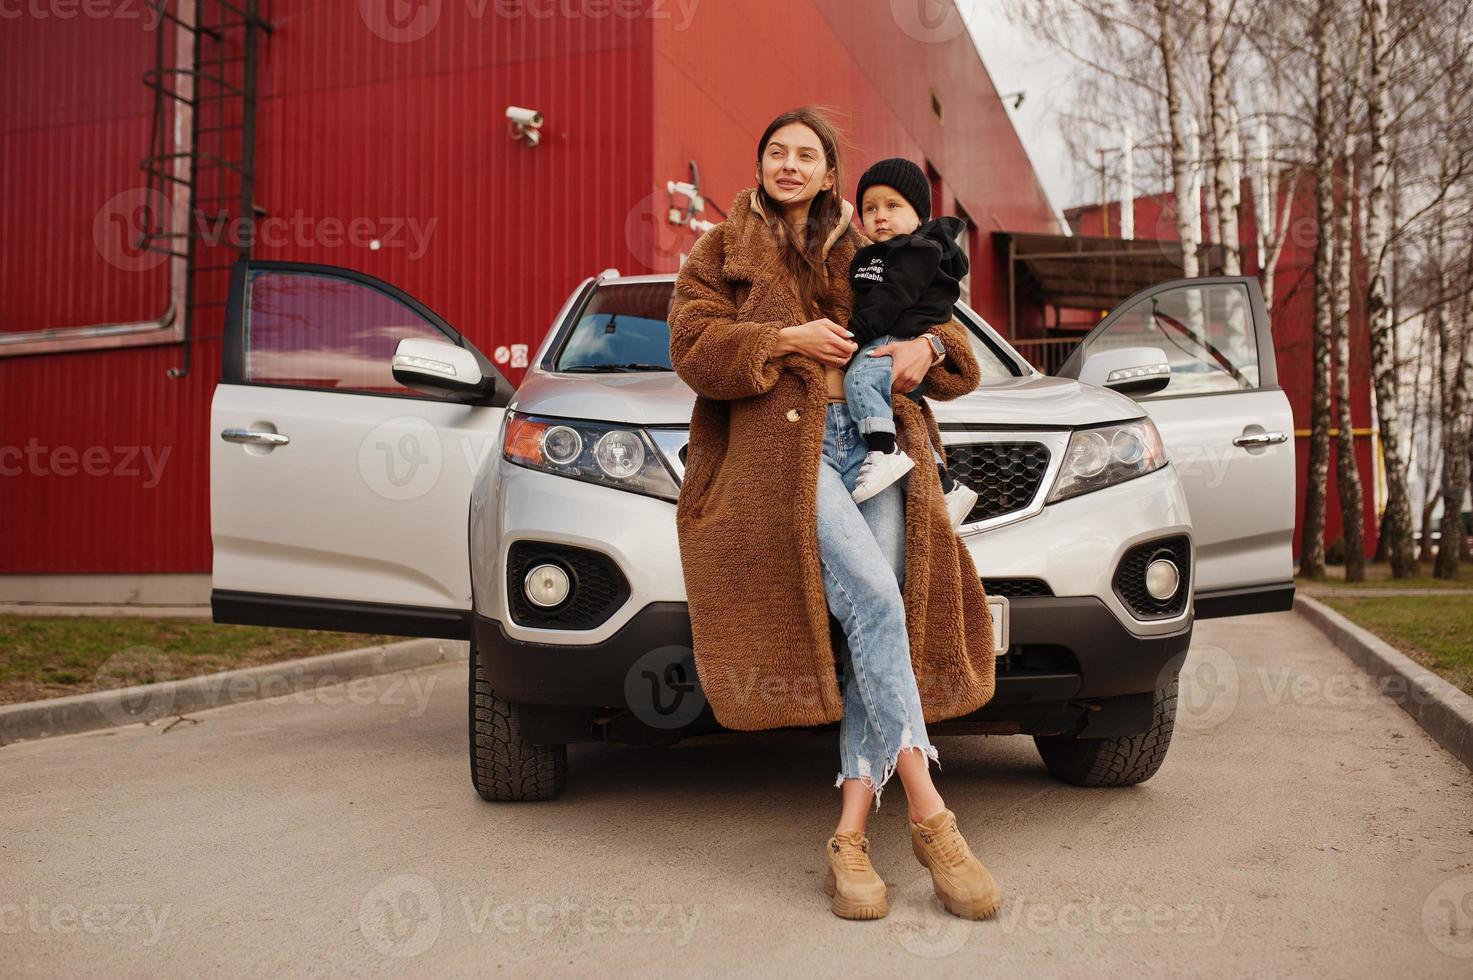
[1078,346,1172,396]
[391,337,494,402]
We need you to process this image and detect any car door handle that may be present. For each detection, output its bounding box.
[221,428,291,447]
[1232,431,1287,447]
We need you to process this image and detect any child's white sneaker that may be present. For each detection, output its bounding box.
[852,447,914,504]
[944,482,979,529]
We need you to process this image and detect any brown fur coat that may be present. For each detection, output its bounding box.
[667,187,996,731]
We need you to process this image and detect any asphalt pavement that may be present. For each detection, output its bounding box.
[3,609,1471,978]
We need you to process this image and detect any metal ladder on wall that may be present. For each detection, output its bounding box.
[138,0,272,379]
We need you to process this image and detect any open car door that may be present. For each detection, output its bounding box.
[209,261,514,639]
[1057,276,1296,619]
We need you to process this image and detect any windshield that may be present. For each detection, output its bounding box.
[553,281,1023,379]
[554,282,675,372]
[953,303,1028,381]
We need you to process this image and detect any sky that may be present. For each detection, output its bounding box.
[959,3,1086,213]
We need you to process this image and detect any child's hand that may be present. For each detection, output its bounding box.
[867,337,933,394]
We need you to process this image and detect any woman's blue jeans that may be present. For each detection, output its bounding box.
[817,401,939,809]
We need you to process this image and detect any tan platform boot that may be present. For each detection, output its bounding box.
[909,807,1003,920]
[823,831,890,920]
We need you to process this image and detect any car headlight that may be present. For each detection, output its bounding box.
[502,411,681,502]
[1046,419,1167,503]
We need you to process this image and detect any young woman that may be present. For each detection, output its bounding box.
[667,106,1003,922]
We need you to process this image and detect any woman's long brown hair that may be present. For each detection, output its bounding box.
[754,107,848,322]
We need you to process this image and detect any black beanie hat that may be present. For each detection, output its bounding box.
[856,158,931,223]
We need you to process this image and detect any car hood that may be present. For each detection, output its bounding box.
[512,369,1143,429]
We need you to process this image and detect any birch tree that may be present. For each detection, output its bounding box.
[1299,0,1336,577]
[1361,0,1417,575]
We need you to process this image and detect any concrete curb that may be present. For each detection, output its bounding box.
[0,637,470,746]
[1295,594,1473,772]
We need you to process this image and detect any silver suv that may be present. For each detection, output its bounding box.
[210,261,1295,801]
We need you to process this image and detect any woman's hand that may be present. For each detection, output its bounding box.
[867,336,936,394]
[772,318,858,367]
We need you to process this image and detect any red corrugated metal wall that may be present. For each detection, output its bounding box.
[2,2,655,573]
[2,1,1050,575]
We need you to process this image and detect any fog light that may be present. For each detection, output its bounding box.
[1145,558,1179,600]
[524,563,571,608]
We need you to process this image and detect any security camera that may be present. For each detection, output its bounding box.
[506,106,543,127]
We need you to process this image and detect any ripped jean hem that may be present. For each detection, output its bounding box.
[834,742,942,811]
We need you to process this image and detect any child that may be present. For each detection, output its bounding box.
[844,158,979,529]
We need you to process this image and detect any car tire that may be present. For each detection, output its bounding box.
[469,654,567,802]
[1032,678,1178,787]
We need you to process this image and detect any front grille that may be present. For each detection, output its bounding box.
[944,441,1052,523]
[1112,535,1191,620]
[982,577,1055,598]
[507,541,630,629]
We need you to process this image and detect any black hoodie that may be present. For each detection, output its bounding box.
[846,215,969,346]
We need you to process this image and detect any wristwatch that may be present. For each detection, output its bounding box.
[922,332,946,365]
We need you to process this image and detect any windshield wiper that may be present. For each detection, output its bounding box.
[561,363,671,373]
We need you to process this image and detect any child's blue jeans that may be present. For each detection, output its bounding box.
[843,334,928,441]
[816,401,939,808]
